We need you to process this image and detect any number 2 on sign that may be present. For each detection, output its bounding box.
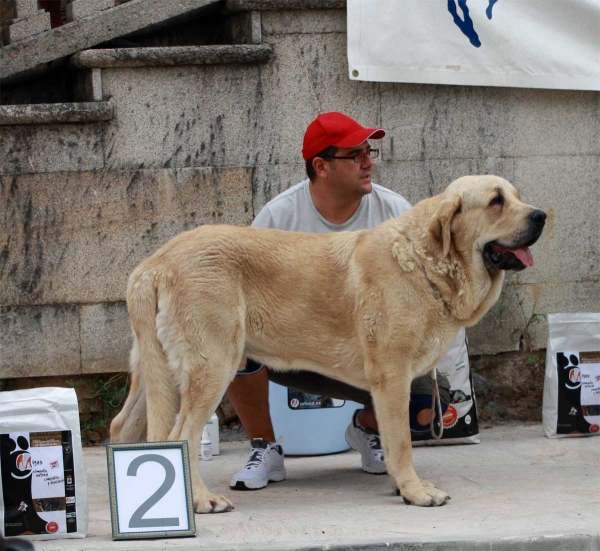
[106,442,196,540]
[127,454,178,528]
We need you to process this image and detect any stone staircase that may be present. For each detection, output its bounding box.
[1,0,346,78]
[0,0,267,125]
[0,0,345,125]
[1,0,224,79]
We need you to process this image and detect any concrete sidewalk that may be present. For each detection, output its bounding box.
[34,424,599,551]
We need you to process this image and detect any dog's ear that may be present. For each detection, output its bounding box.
[428,195,462,258]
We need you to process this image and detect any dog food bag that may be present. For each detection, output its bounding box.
[0,387,88,540]
[412,328,480,446]
[543,313,600,438]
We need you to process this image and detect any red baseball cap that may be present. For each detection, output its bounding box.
[302,112,385,161]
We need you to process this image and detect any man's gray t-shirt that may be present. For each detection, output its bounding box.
[252,179,411,232]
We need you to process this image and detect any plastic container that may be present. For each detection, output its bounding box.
[269,381,361,455]
[178,412,219,457]
[204,413,220,455]
[200,426,213,461]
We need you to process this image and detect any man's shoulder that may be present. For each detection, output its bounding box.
[263,180,308,211]
[370,183,412,210]
[252,180,308,228]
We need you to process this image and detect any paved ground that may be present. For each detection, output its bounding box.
[30,424,600,550]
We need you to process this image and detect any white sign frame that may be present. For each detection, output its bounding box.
[106,441,196,540]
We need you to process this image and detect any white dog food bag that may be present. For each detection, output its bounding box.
[413,328,480,446]
[543,313,600,438]
[0,387,88,540]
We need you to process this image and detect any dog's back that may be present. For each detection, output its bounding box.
[116,225,371,444]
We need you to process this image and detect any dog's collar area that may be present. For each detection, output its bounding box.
[416,254,453,314]
[399,232,453,313]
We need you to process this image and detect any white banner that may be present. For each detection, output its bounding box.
[347,0,600,91]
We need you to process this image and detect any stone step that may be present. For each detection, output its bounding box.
[0,101,113,125]
[0,0,222,80]
[70,44,273,69]
[66,0,116,23]
[224,0,346,13]
[7,10,51,43]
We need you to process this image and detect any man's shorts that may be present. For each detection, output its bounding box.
[238,359,265,375]
[237,360,450,435]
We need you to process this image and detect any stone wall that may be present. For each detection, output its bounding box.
[1,6,599,380]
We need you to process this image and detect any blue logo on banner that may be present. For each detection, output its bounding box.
[447,0,500,47]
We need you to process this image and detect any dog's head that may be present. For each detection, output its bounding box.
[429,175,546,271]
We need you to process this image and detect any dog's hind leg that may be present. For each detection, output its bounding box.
[143,336,179,442]
[127,271,179,442]
[110,340,148,443]
[169,342,241,514]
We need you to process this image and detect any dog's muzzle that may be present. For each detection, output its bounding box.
[483,209,546,271]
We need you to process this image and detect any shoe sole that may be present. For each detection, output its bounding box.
[345,426,387,475]
[230,470,286,491]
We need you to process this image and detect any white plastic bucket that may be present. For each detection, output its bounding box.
[269,381,361,455]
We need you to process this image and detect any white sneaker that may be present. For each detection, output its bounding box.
[345,410,387,474]
[230,438,286,490]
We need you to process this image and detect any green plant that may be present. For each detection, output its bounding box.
[65,373,130,442]
[90,372,129,409]
[496,274,547,351]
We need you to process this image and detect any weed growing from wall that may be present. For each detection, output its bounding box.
[496,274,546,351]
[66,373,130,444]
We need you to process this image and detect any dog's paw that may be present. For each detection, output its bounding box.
[399,480,450,507]
[195,493,234,514]
[392,478,437,496]
[423,484,450,505]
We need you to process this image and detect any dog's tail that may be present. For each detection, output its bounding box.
[126,265,179,441]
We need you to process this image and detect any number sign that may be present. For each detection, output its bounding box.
[106,441,196,540]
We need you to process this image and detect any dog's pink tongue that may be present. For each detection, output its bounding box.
[493,244,534,266]
[513,246,534,266]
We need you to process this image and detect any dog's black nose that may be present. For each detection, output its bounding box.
[531,209,547,225]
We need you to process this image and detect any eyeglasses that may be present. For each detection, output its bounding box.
[321,148,380,164]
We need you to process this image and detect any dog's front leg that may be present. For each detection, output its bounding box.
[371,376,450,507]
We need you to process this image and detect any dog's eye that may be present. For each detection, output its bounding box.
[490,195,504,207]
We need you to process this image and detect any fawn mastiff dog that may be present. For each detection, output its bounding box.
[110,175,546,513]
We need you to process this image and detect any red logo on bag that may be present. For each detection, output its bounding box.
[443,405,458,428]
[590,425,599,434]
[15,453,32,472]
[46,522,59,533]
[569,368,581,384]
